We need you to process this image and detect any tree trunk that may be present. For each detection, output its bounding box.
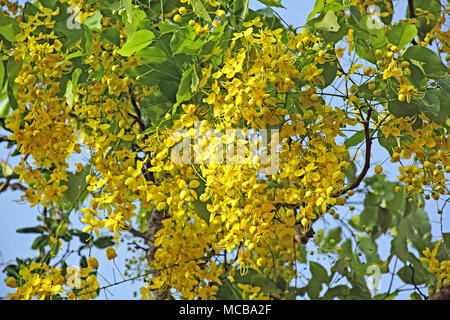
[144,209,168,300]
[428,286,450,300]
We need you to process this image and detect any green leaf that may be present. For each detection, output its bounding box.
[398,217,415,239]
[176,67,194,106]
[318,58,337,89]
[136,47,168,64]
[101,28,121,46]
[391,236,408,263]
[307,0,324,22]
[118,30,155,56]
[314,229,325,246]
[374,291,398,300]
[65,68,82,108]
[344,131,365,148]
[443,233,450,251]
[377,207,392,233]
[421,89,450,129]
[324,227,342,248]
[358,236,379,262]
[141,89,172,125]
[386,21,417,50]
[81,24,92,54]
[84,10,103,31]
[257,0,285,8]
[216,278,242,299]
[170,28,204,55]
[231,0,249,27]
[0,16,20,42]
[377,130,397,157]
[191,179,211,223]
[56,51,85,67]
[55,221,69,237]
[403,46,447,79]
[436,76,450,94]
[323,285,350,300]
[333,258,348,276]
[355,16,387,64]
[234,269,281,295]
[16,226,46,234]
[407,60,426,89]
[349,214,362,231]
[93,236,115,249]
[123,7,148,38]
[308,278,323,299]
[298,244,307,263]
[408,0,440,41]
[0,160,13,177]
[315,11,340,32]
[124,0,133,23]
[158,21,179,35]
[6,56,19,85]
[435,239,449,261]
[0,59,4,88]
[0,99,10,119]
[31,235,49,250]
[408,208,431,236]
[397,265,427,285]
[360,205,378,228]
[310,261,329,284]
[191,0,212,22]
[409,292,422,300]
[70,229,90,244]
[62,164,90,211]
[338,239,353,260]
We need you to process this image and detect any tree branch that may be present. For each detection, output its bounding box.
[407,0,418,45]
[143,208,169,300]
[128,86,146,133]
[334,107,373,197]
[128,228,150,241]
[428,286,450,300]
[128,86,156,184]
[0,179,27,193]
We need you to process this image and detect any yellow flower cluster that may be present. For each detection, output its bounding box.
[421,241,450,293]
[381,116,449,197]
[6,261,99,300]
[136,19,352,298]
[6,7,79,207]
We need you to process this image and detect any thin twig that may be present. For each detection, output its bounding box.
[409,264,428,299]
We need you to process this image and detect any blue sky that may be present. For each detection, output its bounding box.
[1,0,448,300]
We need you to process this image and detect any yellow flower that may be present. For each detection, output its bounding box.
[6,277,18,288]
[303,64,323,85]
[87,257,99,269]
[105,248,117,260]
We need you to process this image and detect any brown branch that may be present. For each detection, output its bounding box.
[407,0,418,45]
[0,179,27,193]
[128,228,150,241]
[428,286,450,300]
[334,107,373,197]
[128,86,146,133]
[143,208,169,300]
[128,86,156,184]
